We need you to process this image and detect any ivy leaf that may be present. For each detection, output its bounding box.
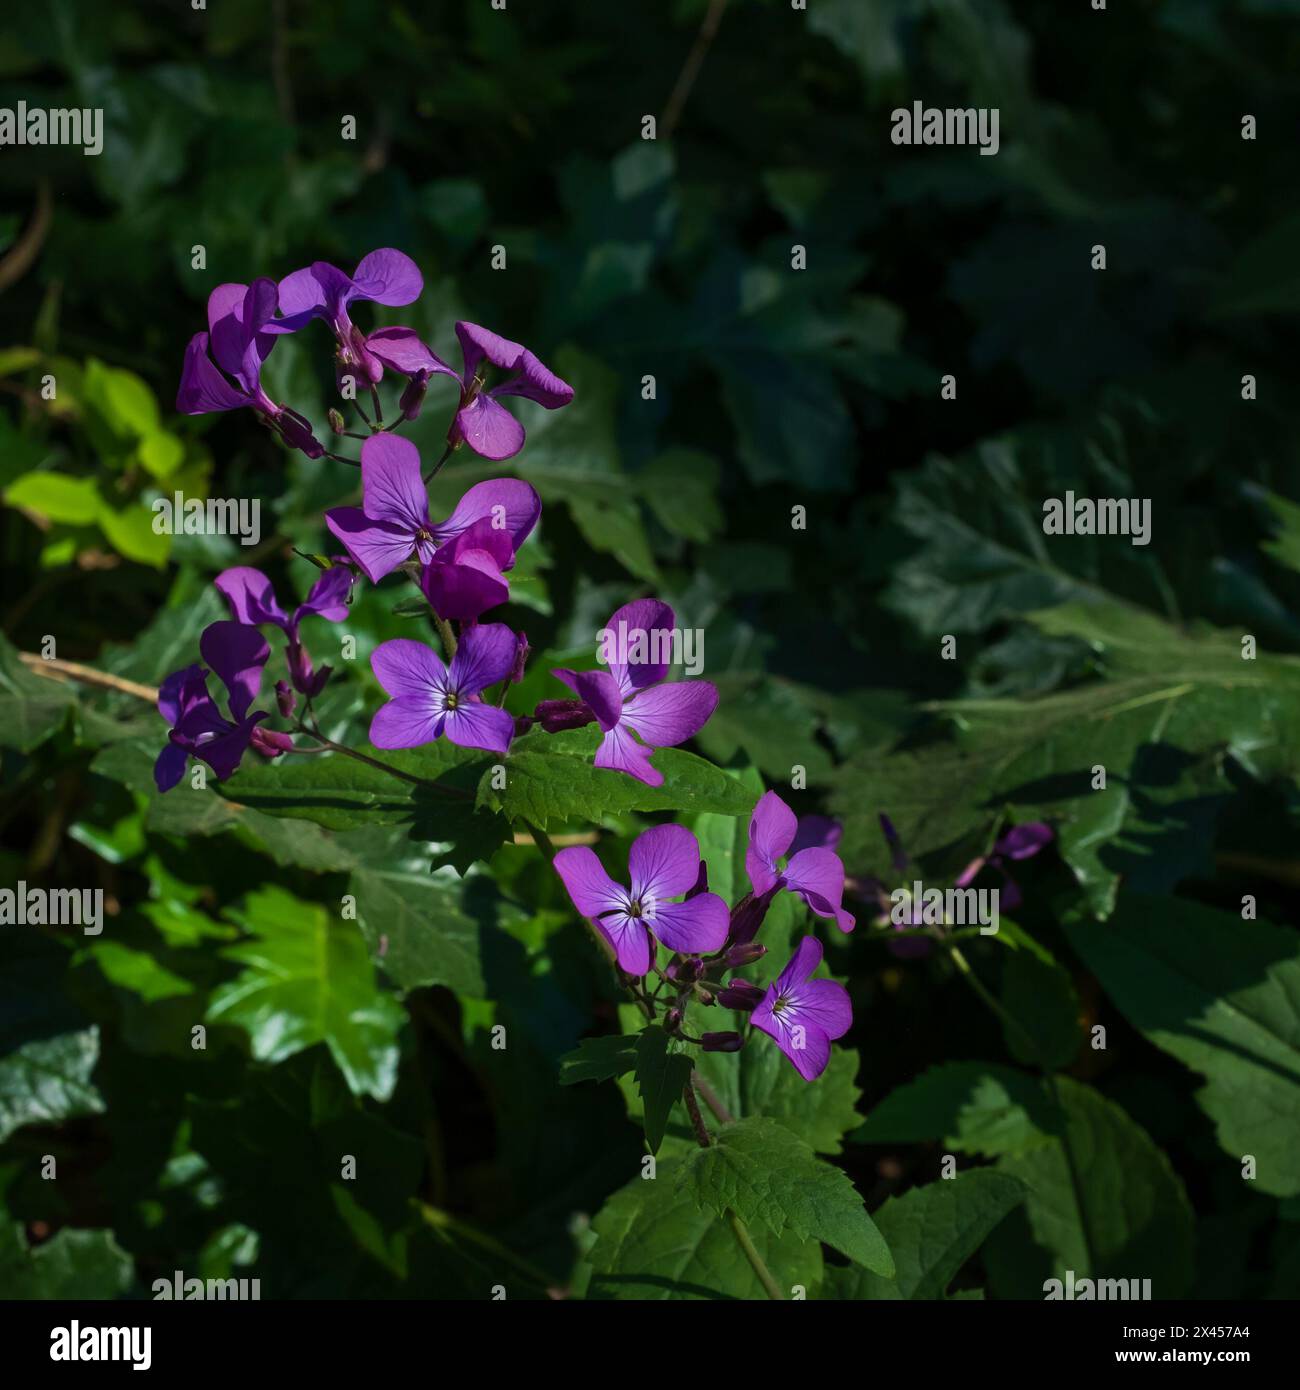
[827,1170,1027,1300]
[634,1026,692,1155]
[586,1155,823,1300]
[676,1115,893,1277]
[1063,895,1300,1196]
[0,1027,105,1144]
[208,886,405,1101]
[559,1034,640,1085]
[983,1077,1194,1298]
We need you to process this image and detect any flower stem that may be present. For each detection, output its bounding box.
[727,1209,784,1301]
[297,726,470,796]
[423,441,455,484]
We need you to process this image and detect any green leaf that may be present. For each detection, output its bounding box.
[208,886,405,1101]
[587,1155,823,1300]
[1002,949,1082,1070]
[983,1077,1194,1298]
[0,634,74,751]
[478,727,752,827]
[559,1034,640,1085]
[1062,895,1300,1196]
[4,471,100,524]
[851,1061,1065,1158]
[0,1026,105,1143]
[827,1170,1027,1300]
[634,1026,693,1154]
[0,1224,133,1299]
[677,1115,893,1277]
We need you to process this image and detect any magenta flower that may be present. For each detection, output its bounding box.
[154,622,274,791]
[954,821,1054,911]
[359,321,573,461]
[550,599,717,789]
[746,790,855,932]
[177,280,324,457]
[553,825,729,976]
[369,624,517,754]
[750,936,852,1081]
[214,564,353,697]
[324,433,540,592]
[276,249,424,388]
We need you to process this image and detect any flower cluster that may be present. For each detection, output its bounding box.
[553,789,856,1081]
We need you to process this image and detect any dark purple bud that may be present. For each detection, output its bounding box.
[275,679,296,718]
[722,941,767,970]
[880,812,908,873]
[684,860,709,900]
[701,1031,744,1053]
[276,407,324,459]
[663,1006,683,1033]
[534,698,595,733]
[399,368,430,421]
[727,887,776,946]
[510,631,530,684]
[666,956,703,984]
[326,407,346,435]
[513,714,535,737]
[287,640,331,698]
[716,981,765,1012]
[994,821,1054,861]
[250,726,295,758]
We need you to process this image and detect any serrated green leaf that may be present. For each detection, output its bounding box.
[0,1027,105,1143]
[635,1027,692,1154]
[559,1034,640,1085]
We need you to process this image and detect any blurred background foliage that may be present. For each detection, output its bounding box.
[1,0,1299,1299]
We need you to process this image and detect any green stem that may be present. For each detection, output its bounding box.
[298,727,470,796]
[423,441,456,483]
[727,1210,783,1300]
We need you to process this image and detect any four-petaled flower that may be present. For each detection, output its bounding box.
[155,622,276,791]
[747,790,855,932]
[553,824,729,976]
[369,624,518,754]
[215,563,353,696]
[325,433,540,593]
[750,936,852,1081]
[954,822,1054,911]
[551,599,718,788]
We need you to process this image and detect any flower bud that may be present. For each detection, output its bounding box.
[701,1032,744,1053]
[666,956,702,984]
[727,887,776,946]
[513,714,536,737]
[276,407,325,459]
[326,407,346,435]
[250,726,295,758]
[722,941,767,969]
[399,368,430,422]
[534,698,595,733]
[716,980,766,1012]
[275,680,296,718]
[663,1006,683,1033]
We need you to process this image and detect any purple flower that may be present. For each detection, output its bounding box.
[552,824,729,976]
[954,821,1054,911]
[369,623,518,754]
[750,937,852,1082]
[747,790,855,932]
[176,280,324,458]
[324,433,540,594]
[359,321,574,461]
[154,622,274,791]
[550,599,718,789]
[276,249,424,388]
[215,563,352,696]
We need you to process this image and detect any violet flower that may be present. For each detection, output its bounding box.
[361,321,574,461]
[325,434,540,595]
[747,790,855,932]
[750,936,852,1082]
[276,248,424,388]
[552,824,729,976]
[176,280,324,458]
[214,564,353,697]
[369,624,517,754]
[154,621,276,791]
[550,599,718,789]
[954,821,1054,911]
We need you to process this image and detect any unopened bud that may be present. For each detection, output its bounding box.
[327,407,346,435]
[716,980,766,1012]
[534,698,595,733]
[663,1006,683,1033]
[722,941,767,969]
[250,726,295,758]
[701,1032,744,1053]
[275,680,296,718]
[727,887,776,946]
[666,956,702,984]
[399,368,430,421]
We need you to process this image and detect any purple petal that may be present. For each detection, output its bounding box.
[454,321,527,379]
[294,565,353,625]
[594,724,660,786]
[153,741,189,793]
[995,822,1054,860]
[365,326,460,381]
[215,567,288,630]
[646,893,729,957]
[775,934,824,994]
[371,638,448,698]
[442,700,515,754]
[420,542,510,622]
[552,846,626,920]
[790,815,843,857]
[454,394,525,461]
[447,622,518,697]
[492,350,574,410]
[566,669,623,732]
[746,790,797,896]
[360,433,429,532]
[157,663,208,728]
[601,598,677,694]
[628,824,703,903]
[600,917,654,976]
[432,479,542,551]
[369,695,442,749]
[787,976,853,1040]
[276,263,330,321]
[621,680,717,749]
[176,334,250,414]
[325,507,417,584]
[195,713,266,782]
[199,621,269,722]
[783,847,856,933]
[350,248,423,307]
